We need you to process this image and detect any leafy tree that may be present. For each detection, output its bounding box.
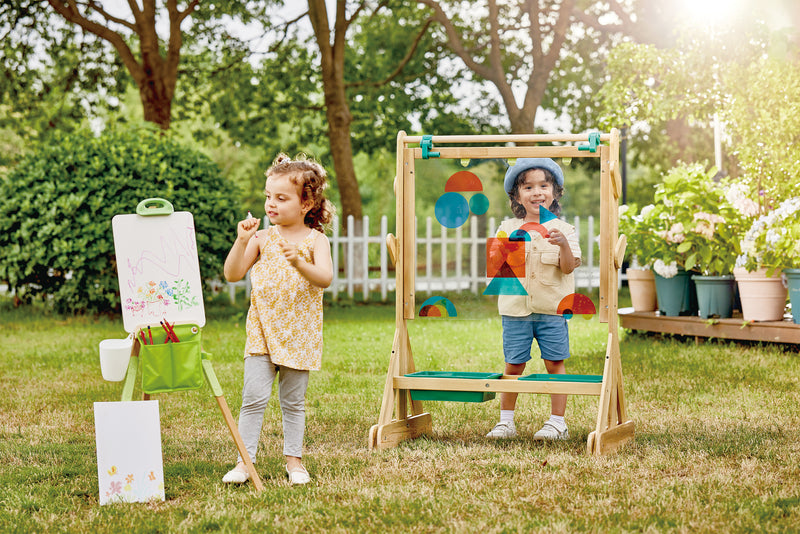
[0,2,126,142]
[201,1,494,221]
[1,1,273,132]
[598,28,800,204]
[0,126,240,314]
[415,0,660,135]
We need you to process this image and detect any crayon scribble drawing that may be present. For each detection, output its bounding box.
[112,211,206,330]
[123,278,199,317]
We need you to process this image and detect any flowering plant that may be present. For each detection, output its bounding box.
[737,196,800,274]
[627,163,753,278]
[618,203,657,268]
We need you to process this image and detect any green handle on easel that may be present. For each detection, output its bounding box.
[136,198,174,216]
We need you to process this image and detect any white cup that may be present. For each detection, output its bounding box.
[99,336,133,382]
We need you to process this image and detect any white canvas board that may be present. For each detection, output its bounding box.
[112,211,206,332]
[94,401,165,505]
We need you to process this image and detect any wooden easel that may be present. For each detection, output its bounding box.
[112,199,264,490]
[368,131,635,456]
[119,340,264,490]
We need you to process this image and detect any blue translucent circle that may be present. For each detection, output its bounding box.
[469,193,489,216]
[435,192,470,228]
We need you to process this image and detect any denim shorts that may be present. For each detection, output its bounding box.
[502,314,570,364]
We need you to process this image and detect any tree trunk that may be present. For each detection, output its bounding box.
[139,72,174,130]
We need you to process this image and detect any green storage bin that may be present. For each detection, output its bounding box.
[139,324,204,394]
[405,371,502,402]
[518,373,603,383]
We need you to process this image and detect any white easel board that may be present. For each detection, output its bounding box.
[112,205,205,333]
[94,401,165,505]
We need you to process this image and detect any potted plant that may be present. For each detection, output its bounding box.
[736,196,800,322]
[678,178,752,319]
[619,204,657,312]
[641,163,718,316]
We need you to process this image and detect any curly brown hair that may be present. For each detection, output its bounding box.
[266,153,336,233]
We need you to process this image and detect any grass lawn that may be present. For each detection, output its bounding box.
[1,291,800,533]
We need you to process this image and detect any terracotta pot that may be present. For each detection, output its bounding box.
[626,268,657,312]
[733,267,787,322]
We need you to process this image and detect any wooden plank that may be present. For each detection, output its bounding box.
[393,376,603,396]
[403,147,416,320]
[411,146,601,160]
[403,133,612,144]
[619,308,800,343]
[599,145,610,323]
[593,420,635,456]
[375,413,433,450]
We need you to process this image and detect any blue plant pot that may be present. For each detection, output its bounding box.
[691,274,735,319]
[654,269,698,317]
[785,268,800,324]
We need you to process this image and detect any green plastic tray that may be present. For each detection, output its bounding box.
[518,373,603,383]
[405,371,502,403]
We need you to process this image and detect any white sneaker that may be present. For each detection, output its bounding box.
[486,421,517,438]
[533,422,569,441]
[222,466,250,484]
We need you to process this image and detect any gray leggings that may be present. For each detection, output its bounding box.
[236,354,310,462]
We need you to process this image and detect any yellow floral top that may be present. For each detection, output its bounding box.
[244,225,324,370]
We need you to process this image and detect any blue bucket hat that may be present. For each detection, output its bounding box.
[503,158,564,194]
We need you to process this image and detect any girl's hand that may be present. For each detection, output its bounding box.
[280,241,300,267]
[237,217,260,241]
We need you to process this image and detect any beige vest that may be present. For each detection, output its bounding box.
[495,218,582,316]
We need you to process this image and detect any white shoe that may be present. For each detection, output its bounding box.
[533,422,569,441]
[286,465,311,485]
[222,466,250,484]
[486,421,517,438]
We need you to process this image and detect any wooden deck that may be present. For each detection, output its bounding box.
[618,307,800,344]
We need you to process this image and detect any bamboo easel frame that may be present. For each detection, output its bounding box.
[368,130,635,456]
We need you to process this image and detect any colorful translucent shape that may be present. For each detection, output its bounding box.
[445,170,483,192]
[519,222,549,239]
[469,193,489,215]
[486,238,525,278]
[509,229,531,242]
[418,296,457,317]
[435,192,470,228]
[483,276,527,295]
[557,293,597,320]
[538,205,557,223]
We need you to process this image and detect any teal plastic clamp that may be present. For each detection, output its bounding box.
[578,132,601,153]
[420,135,440,159]
[136,198,174,216]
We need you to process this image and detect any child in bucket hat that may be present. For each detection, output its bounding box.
[486,158,581,441]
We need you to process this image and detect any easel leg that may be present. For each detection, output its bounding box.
[215,395,264,491]
[202,359,264,491]
[120,342,140,402]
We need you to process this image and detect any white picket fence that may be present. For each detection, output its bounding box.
[226,214,604,303]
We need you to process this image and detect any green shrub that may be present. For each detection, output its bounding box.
[0,126,240,314]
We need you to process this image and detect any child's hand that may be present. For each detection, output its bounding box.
[280,241,300,266]
[237,217,260,240]
[547,228,569,248]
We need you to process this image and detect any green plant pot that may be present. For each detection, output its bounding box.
[784,268,800,324]
[654,269,698,317]
[692,274,735,319]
